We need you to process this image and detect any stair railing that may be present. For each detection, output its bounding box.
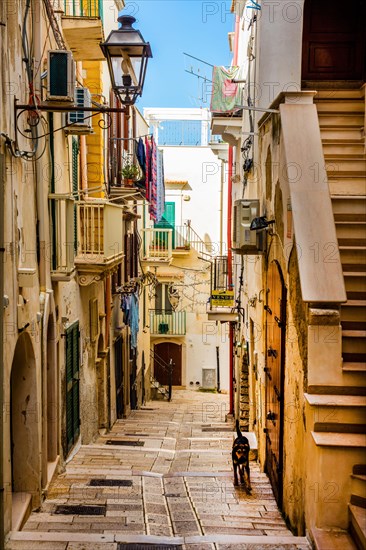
[150,348,174,401]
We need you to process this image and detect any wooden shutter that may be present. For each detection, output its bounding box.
[65,322,80,452]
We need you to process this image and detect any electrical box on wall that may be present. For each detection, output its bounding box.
[18,267,36,288]
[47,50,75,103]
[232,199,265,254]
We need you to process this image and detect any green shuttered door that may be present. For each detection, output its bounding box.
[66,322,80,451]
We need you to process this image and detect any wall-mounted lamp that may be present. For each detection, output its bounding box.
[100,16,152,106]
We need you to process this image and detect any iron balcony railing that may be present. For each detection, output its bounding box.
[76,200,124,263]
[63,0,103,18]
[149,310,186,336]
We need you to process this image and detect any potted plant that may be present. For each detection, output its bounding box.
[121,162,140,186]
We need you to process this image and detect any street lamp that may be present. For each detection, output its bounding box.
[100,15,152,106]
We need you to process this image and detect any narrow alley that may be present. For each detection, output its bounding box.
[7,391,311,550]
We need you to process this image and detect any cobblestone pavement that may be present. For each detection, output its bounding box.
[7,390,312,549]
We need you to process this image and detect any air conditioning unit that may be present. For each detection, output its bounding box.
[232,199,265,254]
[47,50,75,103]
[65,88,93,134]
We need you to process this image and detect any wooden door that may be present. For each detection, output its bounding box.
[65,322,80,452]
[302,0,366,82]
[265,261,286,506]
[114,336,124,418]
[155,202,176,248]
[154,342,182,386]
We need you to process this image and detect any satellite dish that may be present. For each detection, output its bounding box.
[203,233,214,254]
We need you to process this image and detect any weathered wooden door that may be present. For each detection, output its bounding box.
[265,261,286,506]
[154,342,182,386]
[302,0,366,82]
[65,322,80,452]
[114,336,124,418]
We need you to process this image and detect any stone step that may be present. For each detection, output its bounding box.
[335,221,366,241]
[342,330,366,355]
[311,432,366,448]
[350,473,366,502]
[305,393,366,425]
[323,143,365,158]
[315,89,365,100]
[340,246,366,266]
[349,504,366,549]
[316,100,365,114]
[321,128,364,142]
[311,527,358,550]
[6,531,311,548]
[325,158,366,177]
[343,362,366,373]
[344,273,366,298]
[330,179,366,196]
[318,114,364,128]
[331,193,366,218]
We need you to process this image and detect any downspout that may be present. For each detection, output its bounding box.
[0,155,4,548]
[228,13,240,416]
[0,0,5,542]
[33,0,48,493]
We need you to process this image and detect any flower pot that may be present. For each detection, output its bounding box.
[124,178,135,187]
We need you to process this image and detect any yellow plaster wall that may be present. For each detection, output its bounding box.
[83,61,104,197]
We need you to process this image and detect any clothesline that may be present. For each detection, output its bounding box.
[110,134,153,141]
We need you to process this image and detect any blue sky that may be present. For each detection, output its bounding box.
[120,1,234,109]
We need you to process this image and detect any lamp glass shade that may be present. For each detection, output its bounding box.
[100,15,152,105]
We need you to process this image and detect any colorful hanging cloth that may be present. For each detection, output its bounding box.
[210,66,242,113]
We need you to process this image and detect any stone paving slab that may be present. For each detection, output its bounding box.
[7,390,311,549]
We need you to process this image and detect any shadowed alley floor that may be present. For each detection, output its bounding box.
[7,390,311,549]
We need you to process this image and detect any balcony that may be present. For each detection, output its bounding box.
[141,228,173,262]
[61,1,105,61]
[108,145,147,203]
[49,194,75,281]
[211,115,242,146]
[207,256,239,321]
[75,200,124,285]
[149,310,186,337]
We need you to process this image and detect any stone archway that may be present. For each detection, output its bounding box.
[10,332,40,504]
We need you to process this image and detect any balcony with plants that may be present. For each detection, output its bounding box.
[61,0,106,61]
[108,147,146,202]
[74,200,124,285]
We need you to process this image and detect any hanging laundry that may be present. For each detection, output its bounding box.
[129,293,139,349]
[120,292,139,349]
[156,148,165,222]
[210,66,242,113]
[145,136,152,203]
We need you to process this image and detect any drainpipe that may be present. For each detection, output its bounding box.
[227,14,240,417]
[227,146,234,417]
[0,157,4,547]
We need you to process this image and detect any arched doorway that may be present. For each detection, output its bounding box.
[264,260,287,507]
[154,342,182,386]
[10,333,40,502]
